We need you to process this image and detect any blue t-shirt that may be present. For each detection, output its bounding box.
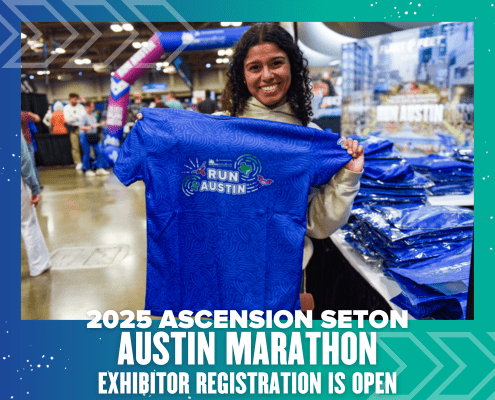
[114,109,351,316]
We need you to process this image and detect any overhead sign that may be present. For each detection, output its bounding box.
[142,83,168,93]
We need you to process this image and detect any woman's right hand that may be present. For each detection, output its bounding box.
[136,113,143,120]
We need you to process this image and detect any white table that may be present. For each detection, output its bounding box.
[427,191,474,207]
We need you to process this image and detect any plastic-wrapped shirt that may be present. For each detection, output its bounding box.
[114,109,352,316]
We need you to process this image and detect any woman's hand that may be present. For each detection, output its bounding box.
[30,194,41,207]
[342,138,364,173]
[136,113,143,120]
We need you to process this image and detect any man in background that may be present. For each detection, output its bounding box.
[197,90,219,114]
[165,92,183,109]
[63,93,84,170]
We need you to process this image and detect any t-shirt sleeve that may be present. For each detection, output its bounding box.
[310,128,352,187]
[113,122,147,186]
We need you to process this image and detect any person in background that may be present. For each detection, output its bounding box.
[197,90,219,114]
[79,102,109,177]
[63,93,84,170]
[219,23,363,270]
[129,93,145,118]
[21,110,41,183]
[20,132,51,277]
[43,106,52,133]
[154,95,164,107]
[165,92,184,109]
[50,101,68,134]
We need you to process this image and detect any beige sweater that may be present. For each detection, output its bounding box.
[216,97,362,269]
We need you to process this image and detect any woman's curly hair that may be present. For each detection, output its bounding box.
[222,23,313,126]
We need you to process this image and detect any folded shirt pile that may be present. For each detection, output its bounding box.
[404,155,474,196]
[343,204,473,320]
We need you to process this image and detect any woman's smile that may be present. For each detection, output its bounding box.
[244,42,292,108]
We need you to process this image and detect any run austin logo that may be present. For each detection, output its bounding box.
[181,154,274,197]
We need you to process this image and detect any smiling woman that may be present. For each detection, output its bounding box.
[222,23,313,126]
[243,42,292,108]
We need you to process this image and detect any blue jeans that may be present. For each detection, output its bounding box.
[79,133,104,171]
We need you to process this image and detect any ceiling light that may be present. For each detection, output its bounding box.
[110,24,123,32]
[218,49,225,56]
[79,72,82,76]
[223,58,229,63]
[156,66,161,71]
[132,42,141,49]
[74,59,84,65]
[55,47,66,54]
[225,48,233,56]
[206,63,211,68]
[122,23,134,31]
[29,75,34,79]
[220,22,230,27]
[111,72,115,76]
[216,58,223,64]
[50,50,57,55]
[163,62,169,67]
[82,58,91,64]
[37,71,44,75]
[141,42,148,47]
[232,22,242,27]
[21,32,27,39]
[156,62,162,67]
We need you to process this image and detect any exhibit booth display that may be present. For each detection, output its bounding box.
[324,22,475,320]
[341,22,474,154]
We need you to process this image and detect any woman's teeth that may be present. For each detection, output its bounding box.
[262,85,277,92]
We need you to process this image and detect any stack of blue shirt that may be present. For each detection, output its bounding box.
[347,137,432,207]
[354,159,433,207]
[343,204,473,319]
[405,155,474,196]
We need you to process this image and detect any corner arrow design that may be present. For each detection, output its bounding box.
[428,332,495,399]
[121,0,198,68]
[376,332,443,400]
[60,0,139,68]
[2,0,78,69]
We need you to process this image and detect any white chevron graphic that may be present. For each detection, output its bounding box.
[121,0,198,69]
[2,0,78,68]
[63,0,141,68]
[428,332,495,399]
[0,13,18,58]
[374,332,443,400]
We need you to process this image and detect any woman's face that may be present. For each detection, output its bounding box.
[243,42,291,108]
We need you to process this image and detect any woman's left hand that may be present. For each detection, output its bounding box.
[342,138,364,173]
